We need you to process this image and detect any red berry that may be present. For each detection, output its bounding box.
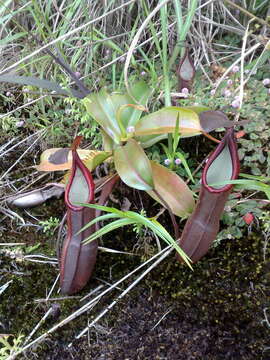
[243,212,254,225]
[236,130,246,139]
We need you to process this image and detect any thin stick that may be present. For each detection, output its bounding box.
[22,307,53,345]
[0,133,44,181]
[214,43,261,91]
[46,274,60,301]
[0,130,44,159]
[0,243,25,246]
[0,0,135,76]
[70,246,173,343]
[237,19,253,116]
[8,246,171,359]
[224,0,269,27]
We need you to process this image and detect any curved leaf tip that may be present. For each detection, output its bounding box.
[147,161,195,217]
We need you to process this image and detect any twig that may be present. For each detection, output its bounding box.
[22,307,54,346]
[0,0,136,76]
[70,246,173,344]
[0,132,44,181]
[0,243,25,246]
[9,246,172,359]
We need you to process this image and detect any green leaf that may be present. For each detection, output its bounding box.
[209,179,270,200]
[136,133,168,148]
[84,151,112,172]
[147,161,195,217]
[173,113,180,153]
[0,32,27,45]
[0,74,83,98]
[79,203,192,267]
[134,106,202,137]
[150,218,192,267]
[78,213,121,233]
[83,88,122,143]
[123,210,191,267]
[114,139,154,190]
[0,1,29,25]
[112,81,151,128]
[175,152,195,183]
[100,129,115,151]
[239,173,269,182]
[83,81,151,144]
[159,143,171,159]
[79,203,126,217]
[83,218,135,243]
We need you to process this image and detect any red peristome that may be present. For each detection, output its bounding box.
[60,136,97,294]
[64,137,95,210]
[177,127,240,263]
[202,127,240,194]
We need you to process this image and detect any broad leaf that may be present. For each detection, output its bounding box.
[136,133,168,148]
[114,139,154,191]
[83,81,151,144]
[0,74,84,98]
[111,81,151,128]
[83,88,123,143]
[185,106,210,114]
[134,107,202,137]
[36,148,111,171]
[147,161,195,217]
[100,129,115,151]
[198,110,248,132]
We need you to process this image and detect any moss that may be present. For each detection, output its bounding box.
[1,194,269,359]
[143,232,269,356]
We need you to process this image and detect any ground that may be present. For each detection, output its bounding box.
[1,198,269,359]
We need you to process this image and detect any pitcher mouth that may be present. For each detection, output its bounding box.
[64,137,95,211]
[202,127,240,194]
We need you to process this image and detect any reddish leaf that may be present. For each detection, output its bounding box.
[147,161,195,217]
[36,148,110,172]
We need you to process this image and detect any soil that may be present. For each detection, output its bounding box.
[27,232,268,360]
